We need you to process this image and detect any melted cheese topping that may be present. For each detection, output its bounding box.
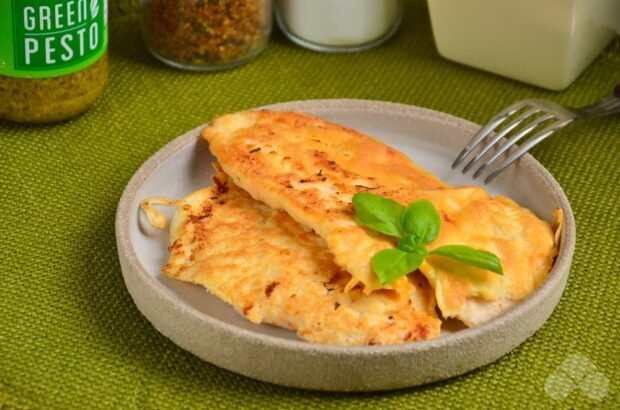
[154,168,441,345]
[416,195,559,321]
[202,110,447,293]
[202,110,561,325]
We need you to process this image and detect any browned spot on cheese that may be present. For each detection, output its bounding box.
[189,204,212,223]
[416,323,429,340]
[213,175,229,193]
[441,211,454,223]
[265,281,279,298]
[168,239,182,251]
[243,304,253,315]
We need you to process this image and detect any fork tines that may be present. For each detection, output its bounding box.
[452,100,573,184]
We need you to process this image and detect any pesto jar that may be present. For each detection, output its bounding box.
[0,0,108,123]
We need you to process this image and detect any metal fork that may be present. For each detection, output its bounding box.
[452,83,620,184]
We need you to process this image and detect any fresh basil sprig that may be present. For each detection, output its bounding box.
[353,192,503,285]
[352,192,404,237]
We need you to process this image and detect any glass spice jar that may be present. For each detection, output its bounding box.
[276,0,402,53]
[0,0,108,123]
[140,0,272,71]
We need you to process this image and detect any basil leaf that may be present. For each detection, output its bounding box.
[397,235,427,254]
[371,248,424,285]
[430,245,503,275]
[352,192,404,237]
[401,199,441,244]
[354,194,504,283]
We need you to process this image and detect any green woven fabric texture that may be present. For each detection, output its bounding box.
[1,1,619,408]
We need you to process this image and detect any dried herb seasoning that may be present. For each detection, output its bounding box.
[140,0,272,70]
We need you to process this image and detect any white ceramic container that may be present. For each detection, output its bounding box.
[427,0,620,90]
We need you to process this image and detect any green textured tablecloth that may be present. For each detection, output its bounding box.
[1,1,619,408]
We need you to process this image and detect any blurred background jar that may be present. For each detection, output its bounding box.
[140,0,272,71]
[276,0,403,52]
[0,0,108,123]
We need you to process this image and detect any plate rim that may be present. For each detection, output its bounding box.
[115,98,576,386]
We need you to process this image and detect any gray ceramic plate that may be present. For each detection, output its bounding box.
[115,99,575,391]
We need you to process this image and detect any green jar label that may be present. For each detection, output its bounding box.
[0,0,108,79]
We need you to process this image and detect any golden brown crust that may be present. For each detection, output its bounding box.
[202,110,560,325]
[417,195,557,320]
[202,110,448,293]
[162,168,441,345]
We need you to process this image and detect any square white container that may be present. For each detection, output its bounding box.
[427,0,620,90]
